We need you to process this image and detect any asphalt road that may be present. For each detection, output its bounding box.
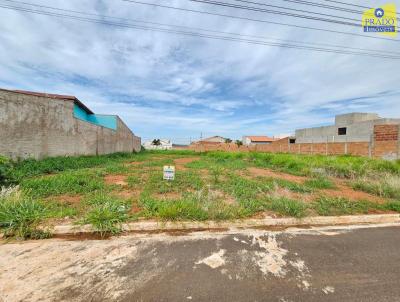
[1,224,400,302]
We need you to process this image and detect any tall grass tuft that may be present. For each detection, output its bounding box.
[83,192,129,236]
[352,174,400,199]
[0,188,50,239]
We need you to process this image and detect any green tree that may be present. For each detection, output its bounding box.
[235,140,243,147]
[152,139,161,146]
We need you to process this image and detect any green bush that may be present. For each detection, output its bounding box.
[0,156,14,186]
[0,189,50,239]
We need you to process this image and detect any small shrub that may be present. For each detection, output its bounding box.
[0,189,50,239]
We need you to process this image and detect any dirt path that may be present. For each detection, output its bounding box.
[174,157,201,170]
[246,167,307,184]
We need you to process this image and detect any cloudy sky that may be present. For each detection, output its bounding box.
[0,0,399,143]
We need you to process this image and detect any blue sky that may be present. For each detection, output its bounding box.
[0,0,399,144]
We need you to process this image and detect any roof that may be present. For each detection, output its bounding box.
[1,88,94,114]
[246,136,276,142]
[200,136,225,141]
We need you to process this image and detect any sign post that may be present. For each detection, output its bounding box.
[163,165,175,181]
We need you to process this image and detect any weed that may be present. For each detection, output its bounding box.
[313,196,376,216]
[352,175,400,199]
[0,189,50,239]
[267,197,307,218]
[126,174,141,187]
[384,201,400,212]
[83,192,129,236]
[304,177,336,190]
[21,170,105,198]
[273,178,313,193]
[210,166,224,184]
[11,152,137,181]
[0,155,15,186]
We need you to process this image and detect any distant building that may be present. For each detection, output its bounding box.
[0,88,141,159]
[197,136,226,143]
[143,139,172,150]
[295,112,400,143]
[242,136,276,146]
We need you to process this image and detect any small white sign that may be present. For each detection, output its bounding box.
[163,165,175,181]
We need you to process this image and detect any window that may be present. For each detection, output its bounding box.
[338,127,347,135]
[289,138,296,144]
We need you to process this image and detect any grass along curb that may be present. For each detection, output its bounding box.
[40,214,400,236]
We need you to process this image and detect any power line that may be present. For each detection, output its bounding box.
[322,0,400,16]
[121,0,400,43]
[3,0,400,55]
[1,2,399,59]
[219,0,360,22]
[237,0,400,22]
[187,0,360,27]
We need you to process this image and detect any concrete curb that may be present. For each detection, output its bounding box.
[51,214,400,235]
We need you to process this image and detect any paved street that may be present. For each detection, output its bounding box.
[1,224,400,302]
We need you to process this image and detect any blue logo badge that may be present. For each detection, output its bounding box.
[375,8,384,18]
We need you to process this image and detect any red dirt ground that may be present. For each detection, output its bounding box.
[51,194,82,205]
[104,175,128,186]
[246,167,307,184]
[174,157,201,170]
[153,191,182,200]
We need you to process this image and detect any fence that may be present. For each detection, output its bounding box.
[189,124,400,160]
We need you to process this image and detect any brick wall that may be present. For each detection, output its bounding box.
[189,125,399,160]
[373,124,399,160]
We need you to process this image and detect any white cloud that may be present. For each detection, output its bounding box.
[0,0,399,142]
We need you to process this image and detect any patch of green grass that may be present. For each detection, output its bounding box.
[126,174,141,187]
[0,189,51,239]
[139,190,245,221]
[313,196,377,216]
[11,152,138,181]
[304,177,336,190]
[352,175,400,199]
[219,174,273,203]
[267,197,307,218]
[143,170,203,194]
[384,201,400,212]
[20,170,105,198]
[83,192,130,236]
[272,178,313,193]
[206,151,400,179]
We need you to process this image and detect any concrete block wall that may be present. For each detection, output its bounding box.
[0,90,141,159]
